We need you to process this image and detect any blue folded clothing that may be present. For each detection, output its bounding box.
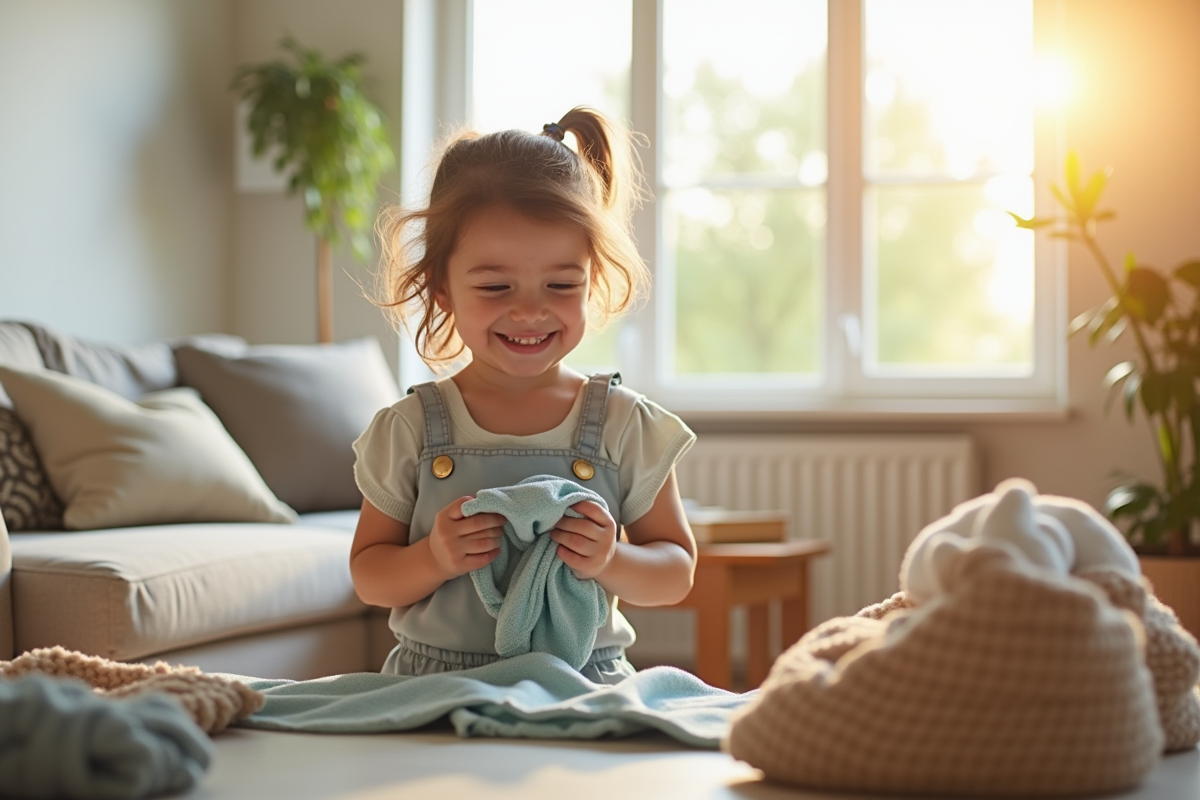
[462,475,610,669]
[0,675,212,800]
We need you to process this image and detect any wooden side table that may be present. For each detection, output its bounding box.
[628,539,831,691]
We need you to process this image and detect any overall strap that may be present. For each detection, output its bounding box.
[574,372,621,459]
[407,382,453,449]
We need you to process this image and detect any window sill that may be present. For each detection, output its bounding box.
[674,397,1071,428]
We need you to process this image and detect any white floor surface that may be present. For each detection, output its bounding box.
[189,728,1200,800]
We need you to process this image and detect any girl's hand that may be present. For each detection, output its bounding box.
[428,497,506,578]
[551,500,618,580]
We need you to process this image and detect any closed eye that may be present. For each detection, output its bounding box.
[476,284,510,292]
[548,283,581,290]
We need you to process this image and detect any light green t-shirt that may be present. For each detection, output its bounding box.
[353,376,696,528]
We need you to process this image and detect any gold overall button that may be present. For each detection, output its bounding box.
[572,459,595,481]
[431,455,454,479]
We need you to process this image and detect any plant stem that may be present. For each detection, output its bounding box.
[317,237,333,343]
[1080,223,1184,495]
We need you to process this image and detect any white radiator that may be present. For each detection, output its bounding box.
[623,433,980,668]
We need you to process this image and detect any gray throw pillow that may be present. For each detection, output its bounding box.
[175,338,401,513]
[0,407,63,531]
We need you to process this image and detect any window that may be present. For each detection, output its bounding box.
[445,0,1061,415]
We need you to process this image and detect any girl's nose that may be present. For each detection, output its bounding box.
[509,291,548,321]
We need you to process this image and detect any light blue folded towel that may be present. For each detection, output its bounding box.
[462,475,610,670]
[0,675,212,800]
[235,652,750,748]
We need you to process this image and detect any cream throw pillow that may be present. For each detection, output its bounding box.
[0,366,295,529]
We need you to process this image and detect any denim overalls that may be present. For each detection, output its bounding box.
[380,373,637,685]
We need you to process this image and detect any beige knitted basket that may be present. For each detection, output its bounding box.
[0,646,264,734]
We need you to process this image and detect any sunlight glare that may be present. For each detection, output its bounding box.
[1035,56,1074,108]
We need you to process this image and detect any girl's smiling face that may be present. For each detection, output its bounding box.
[438,205,592,381]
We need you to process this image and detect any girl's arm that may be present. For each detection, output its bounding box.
[349,498,506,608]
[552,470,697,606]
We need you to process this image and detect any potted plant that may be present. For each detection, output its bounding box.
[233,37,395,343]
[1013,152,1200,636]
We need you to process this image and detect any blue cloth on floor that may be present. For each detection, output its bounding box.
[0,675,212,800]
[461,475,610,670]
[234,652,750,748]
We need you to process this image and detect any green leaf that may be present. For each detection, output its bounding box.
[1089,301,1125,345]
[1102,361,1137,413]
[1007,211,1054,229]
[1141,373,1170,416]
[1172,369,1197,416]
[1122,266,1169,323]
[1065,150,1081,196]
[1124,371,1143,420]
[1078,167,1110,218]
[1173,260,1200,288]
[1050,182,1074,214]
[1156,420,1176,467]
[1068,299,1113,337]
[1123,252,1138,274]
[1106,482,1159,517]
[1103,361,1137,389]
[1104,316,1127,343]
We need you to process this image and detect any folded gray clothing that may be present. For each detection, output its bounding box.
[0,675,212,800]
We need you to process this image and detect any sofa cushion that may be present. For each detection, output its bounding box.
[0,407,63,531]
[17,322,247,401]
[9,523,366,661]
[0,366,294,530]
[0,324,45,407]
[175,338,401,514]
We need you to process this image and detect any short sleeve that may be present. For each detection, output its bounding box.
[352,398,423,523]
[605,388,696,524]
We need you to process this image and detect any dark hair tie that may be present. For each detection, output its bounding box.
[542,122,566,142]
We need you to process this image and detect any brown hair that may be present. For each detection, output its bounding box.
[374,106,650,364]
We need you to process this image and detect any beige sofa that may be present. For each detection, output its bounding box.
[0,321,398,679]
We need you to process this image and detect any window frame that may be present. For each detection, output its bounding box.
[405,0,1067,420]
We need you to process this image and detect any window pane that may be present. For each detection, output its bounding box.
[472,0,631,369]
[472,0,631,134]
[667,188,822,376]
[662,0,826,185]
[864,0,1033,179]
[865,181,1035,374]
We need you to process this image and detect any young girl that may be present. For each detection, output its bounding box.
[351,107,697,685]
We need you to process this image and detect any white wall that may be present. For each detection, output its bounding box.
[0,0,233,342]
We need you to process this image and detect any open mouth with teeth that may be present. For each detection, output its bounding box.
[497,331,556,351]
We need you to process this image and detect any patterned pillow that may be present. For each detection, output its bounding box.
[0,406,64,530]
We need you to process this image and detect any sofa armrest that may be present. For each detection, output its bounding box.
[0,508,12,659]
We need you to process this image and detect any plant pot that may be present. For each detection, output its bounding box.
[1138,555,1200,641]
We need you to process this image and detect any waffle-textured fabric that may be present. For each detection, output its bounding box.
[461,475,609,670]
[0,674,211,799]
[725,545,1163,796]
[236,650,748,748]
[1080,567,1200,752]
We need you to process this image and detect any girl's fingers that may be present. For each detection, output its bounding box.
[555,544,581,567]
[457,513,507,533]
[568,500,606,524]
[462,548,500,569]
[462,537,502,555]
[551,529,591,553]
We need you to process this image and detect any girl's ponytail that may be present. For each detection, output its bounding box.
[553,107,647,222]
